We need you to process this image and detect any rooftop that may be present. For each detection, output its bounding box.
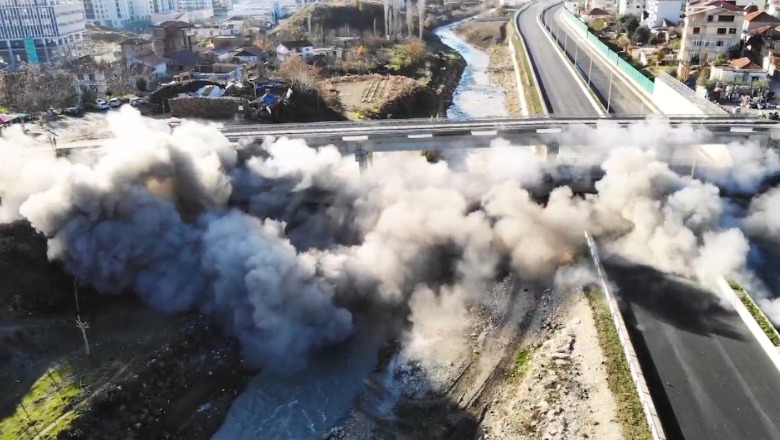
[120,37,152,46]
[745,10,780,22]
[728,56,765,70]
[279,40,314,49]
[155,20,194,30]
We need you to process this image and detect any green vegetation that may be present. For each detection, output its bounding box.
[585,289,653,440]
[510,348,534,380]
[728,280,780,347]
[510,31,544,114]
[0,364,86,440]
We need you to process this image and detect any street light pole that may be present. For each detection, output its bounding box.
[606,70,614,113]
[587,55,593,88]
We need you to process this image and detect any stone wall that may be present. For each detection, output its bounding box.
[168,96,248,120]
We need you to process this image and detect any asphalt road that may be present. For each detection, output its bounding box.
[515,2,599,116]
[604,258,780,440]
[543,4,652,116]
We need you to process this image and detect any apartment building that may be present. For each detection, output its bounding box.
[643,0,684,28]
[679,0,745,64]
[0,0,86,68]
[177,0,213,11]
[151,19,194,56]
[618,0,646,16]
[83,0,158,27]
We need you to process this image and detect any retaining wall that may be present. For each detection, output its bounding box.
[561,8,728,115]
[169,96,248,120]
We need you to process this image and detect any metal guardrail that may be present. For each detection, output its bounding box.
[220,114,773,134]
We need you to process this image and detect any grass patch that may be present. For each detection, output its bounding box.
[510,31,544,115]
[728,280,780,347]
[0,363,86,440]
[585,289,653,440]
[510,348,534,380]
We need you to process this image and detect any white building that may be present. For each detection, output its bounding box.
[275,40,313,61]
[644,0,683,28]
[177,0,213,12]
[83,0,157,26]
[619,0,646,16]
[709,56,769,81]
[0,0,86,67]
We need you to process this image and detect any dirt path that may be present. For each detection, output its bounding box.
[480,294,624,439]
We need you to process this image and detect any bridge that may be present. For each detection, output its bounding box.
[55,116,778,165]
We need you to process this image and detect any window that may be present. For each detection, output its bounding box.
[717,28,727,34]
[716,40,724,46]
[693,27,701,34]
[729,28,736,34]
[718,15,735,22]
[707,15,714,22]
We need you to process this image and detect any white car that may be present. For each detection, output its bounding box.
[95,99,110,110]
[109,98,122,108]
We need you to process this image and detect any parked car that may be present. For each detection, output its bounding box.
[95,99,110,110]
[64,106,82,116]
[129,96,141,107]
[109,98,122,108]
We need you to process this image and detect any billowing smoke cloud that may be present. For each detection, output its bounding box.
[0,107,774,370]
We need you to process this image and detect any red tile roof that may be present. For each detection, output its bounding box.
[746,10,780,22]
[730,57,764,70]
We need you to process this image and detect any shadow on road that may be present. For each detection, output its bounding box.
[602,257,745,342]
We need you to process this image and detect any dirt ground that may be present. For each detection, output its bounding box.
[0,222,250,440]
[327,75,426,119]
[454,20,508,49]
[324,268,624,440]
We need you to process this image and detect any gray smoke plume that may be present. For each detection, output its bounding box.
[1,107,776,370]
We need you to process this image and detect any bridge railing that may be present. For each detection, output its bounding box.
[220,114,771,133]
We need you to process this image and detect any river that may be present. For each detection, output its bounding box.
[211,21,508,440]
[435,19,509,120]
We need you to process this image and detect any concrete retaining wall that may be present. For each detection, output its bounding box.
[169,96,248,120]
[653,73,728,116]
[584,231,667,440]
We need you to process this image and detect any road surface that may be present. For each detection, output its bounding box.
[604,258,780,440]
[515,2,599,116]
[544,3,652,116]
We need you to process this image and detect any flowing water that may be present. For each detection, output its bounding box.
[435,20,509,120]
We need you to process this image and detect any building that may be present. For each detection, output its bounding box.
[151,20,195,56]
[618,0,646,16]
[709,56,768,81]
[165,48,199,72]
[275,40,313,61]
[743,10,780,34]
[120,37,154,63]
[643,0,684,28]
[151,11,189,25]
[177,0,213,12]
[83,0,154,27]
[0,0,86,68]
[232,46,265,62]
[679,0,745,64]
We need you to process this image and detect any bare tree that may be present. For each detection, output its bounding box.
[418,0,426,39]
[0,64,77,112]
[406,0,415,37]
[278,56,321,91]
[73,279,90,356]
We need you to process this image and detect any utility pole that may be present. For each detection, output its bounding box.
[587,56,593,88]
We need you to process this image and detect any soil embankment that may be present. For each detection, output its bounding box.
[0,222,251,440]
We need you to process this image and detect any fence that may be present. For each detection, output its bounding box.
[561,9,655,96]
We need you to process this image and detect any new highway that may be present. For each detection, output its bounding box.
[515,2,780,438]
[538,2,653,115]
[515,1,600,116]
[604,260,780,440]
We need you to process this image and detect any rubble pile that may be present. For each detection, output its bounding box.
[169,96,248,120]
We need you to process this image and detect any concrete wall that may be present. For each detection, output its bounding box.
[652,72,728,115]
[169,96,247,119]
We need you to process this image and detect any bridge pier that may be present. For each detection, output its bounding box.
[354,147,373,171]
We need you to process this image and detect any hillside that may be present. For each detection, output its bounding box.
[271,1,385,41]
